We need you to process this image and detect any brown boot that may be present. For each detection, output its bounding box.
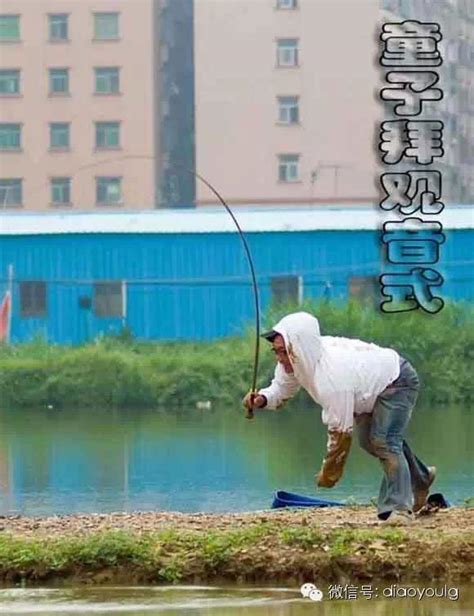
[413,466,437,513]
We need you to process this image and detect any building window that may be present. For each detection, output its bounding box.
[0,15,20,41]
[48,14,69,41]
[96,177,122,205]
[51,177,71,205]
[0,178,22,206]
[349,276,379,304]
[0,69,20,94]
[20,282,46,318]
[94,282,122,317]
[94,12,119,40]
[271,276,303,306]
[277,38,299,67]
[277,96,299,124]
[49,122,70,149]
[277,0,298,8]
[278,154,300,182]
[49,68,69,94]
[95,122,120,149]
[94,67,120,94]
[0,123,21,150]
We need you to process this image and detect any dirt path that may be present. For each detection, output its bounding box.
[1,505,473,537]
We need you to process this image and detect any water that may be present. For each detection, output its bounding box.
[0,404,472,516]
[0,584,471,615]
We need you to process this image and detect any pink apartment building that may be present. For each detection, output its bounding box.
[194,0,382,205]
[0,0,195,211]
[2,1,471,211]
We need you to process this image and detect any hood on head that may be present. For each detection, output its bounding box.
[271,312,323,383]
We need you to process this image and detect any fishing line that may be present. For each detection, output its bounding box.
[6,155,261,418]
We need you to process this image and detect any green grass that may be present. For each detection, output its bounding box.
[0,525,410,583]
[279,527,324,548]
[1,522,472,585]
[327,529,404,557]
[0,300,472,409]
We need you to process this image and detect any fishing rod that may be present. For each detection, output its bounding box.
[16,155,261,419]
[190,169,261,420]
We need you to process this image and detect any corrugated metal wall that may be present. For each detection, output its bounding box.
[0,229,472,343]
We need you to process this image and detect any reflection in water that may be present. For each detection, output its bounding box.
[0,403,472,516]
[0,585,470,615]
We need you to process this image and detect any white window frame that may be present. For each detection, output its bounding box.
[271,275,303,306]
[0,69,20,94]
[20,281,47,318]
[277,95,299,124]
[277,38,299,67]
[278,154,300,182]
[0,123,21,150]
[0,15,20,41]
[95,121,120,149]
[96,176,122,205]
[51,177,71,205]
[49,122,70,149]
[94,67,120,94]
[94,12,120,40]
[49,68,69,94]
[0,178,22,205]
[276,0,298,9]
[93,281,123,317]
[48,13,69,41]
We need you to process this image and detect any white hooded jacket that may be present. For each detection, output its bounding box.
[258,312,400,433]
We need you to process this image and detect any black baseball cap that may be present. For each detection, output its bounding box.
[261,329,279,342]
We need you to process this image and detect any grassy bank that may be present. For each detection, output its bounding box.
[1,508,473,584]
[0,301,472,409]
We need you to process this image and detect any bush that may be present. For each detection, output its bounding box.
[0,301,472,409]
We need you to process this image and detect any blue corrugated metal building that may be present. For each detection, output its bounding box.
[1,206,472,344]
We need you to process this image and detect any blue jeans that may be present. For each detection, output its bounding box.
[355,358,432,517]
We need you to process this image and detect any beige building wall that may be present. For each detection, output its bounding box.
[194,0,381,205]
[0,0,157,211]
[382,0,474,204]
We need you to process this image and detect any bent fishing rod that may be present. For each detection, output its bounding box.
[190,168,261,419]
[24,155,262,419]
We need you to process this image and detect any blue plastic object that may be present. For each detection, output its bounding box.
[272,490,345,509]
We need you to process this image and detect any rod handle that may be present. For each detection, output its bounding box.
[245,391,256,420]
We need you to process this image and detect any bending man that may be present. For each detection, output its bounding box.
[243,311,435,522]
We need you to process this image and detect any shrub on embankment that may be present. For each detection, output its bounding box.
[0,301,472,409]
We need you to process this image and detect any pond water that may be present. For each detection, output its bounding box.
[0,403,472,516]
[0,584,471,615]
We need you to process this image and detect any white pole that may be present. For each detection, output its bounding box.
[121,279,127,330]
[7,264,13,344]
